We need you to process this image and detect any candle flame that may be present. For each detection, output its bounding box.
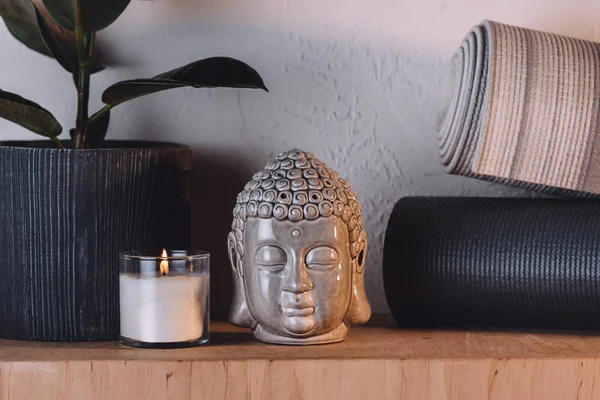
[160,248,169,276]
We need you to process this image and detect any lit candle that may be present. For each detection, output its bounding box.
[119,249,210,346]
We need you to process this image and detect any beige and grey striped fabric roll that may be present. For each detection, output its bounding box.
[439,20,600,197]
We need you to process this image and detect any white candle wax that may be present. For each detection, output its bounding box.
[120,274,208,343]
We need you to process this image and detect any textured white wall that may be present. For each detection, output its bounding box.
[2,0,599,314]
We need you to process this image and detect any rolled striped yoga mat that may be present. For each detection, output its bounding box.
[439,20,600,197]
[383,197,600,331]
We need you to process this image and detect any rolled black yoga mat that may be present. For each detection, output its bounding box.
[383,197,600,331]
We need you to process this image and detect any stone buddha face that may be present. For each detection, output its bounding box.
[228,150,370,345]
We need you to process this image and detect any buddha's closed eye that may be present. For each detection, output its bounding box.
[255,246,286,272]
[306,246,340,270]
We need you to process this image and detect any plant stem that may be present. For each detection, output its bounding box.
[74,1,94,149]
[50,136,65,149]
[74,34,93,148]
[88,104,113,126]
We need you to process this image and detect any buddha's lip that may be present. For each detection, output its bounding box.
[281,306,315,317]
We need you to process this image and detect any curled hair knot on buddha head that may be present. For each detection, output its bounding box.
[231,149,366,265]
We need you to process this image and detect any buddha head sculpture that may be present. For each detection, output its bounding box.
[228,149,370,345]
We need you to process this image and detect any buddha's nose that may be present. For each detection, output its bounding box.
[281,260,313,294]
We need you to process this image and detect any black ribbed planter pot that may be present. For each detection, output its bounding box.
[0,141,191,341]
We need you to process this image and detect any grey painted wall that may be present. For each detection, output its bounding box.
[2,0,594,314]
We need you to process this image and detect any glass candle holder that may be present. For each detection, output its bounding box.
[119,249,210,348]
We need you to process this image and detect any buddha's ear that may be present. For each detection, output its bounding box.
[228,231,257,328]
[228,231,243,277]
[345,230,371,325]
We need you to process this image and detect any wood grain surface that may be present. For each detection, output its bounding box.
[2,317,600,399]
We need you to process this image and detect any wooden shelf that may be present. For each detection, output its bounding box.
[2,316,600,399]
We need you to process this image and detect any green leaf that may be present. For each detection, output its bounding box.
[0,1,105,74]
[0,89,62,137]
[34,5,77,73]
[41,0,131,32]
[0,0,52,57]
[102,57,268,107]
[34,6,104,77]
[69,109,110,148]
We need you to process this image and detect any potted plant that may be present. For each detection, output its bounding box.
[0,0,267,341]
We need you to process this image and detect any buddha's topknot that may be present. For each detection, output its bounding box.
[231,149,365,262]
